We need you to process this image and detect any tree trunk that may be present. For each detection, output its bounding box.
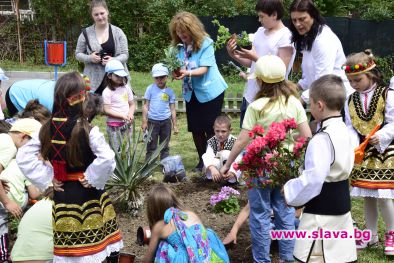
[13,0,23,63]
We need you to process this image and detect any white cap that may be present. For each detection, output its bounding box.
[248,55,286,83]
[105,59,128,77]
[151,63,169,77]
[0,68,9,81]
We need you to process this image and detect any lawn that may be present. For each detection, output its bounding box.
[91,115,392,263]
[1,60,393,262]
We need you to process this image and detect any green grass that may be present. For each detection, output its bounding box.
[0,59,246,97]
[3,60,393,262]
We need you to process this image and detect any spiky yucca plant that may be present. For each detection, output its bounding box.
[106,128,167,214]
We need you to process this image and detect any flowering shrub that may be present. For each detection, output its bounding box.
[233,119,308,188]
[210,186,240,214]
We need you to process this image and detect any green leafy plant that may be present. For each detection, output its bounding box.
[212,19,251,50]
[161,46,184,76]
[106,127,167,215]
[210,186,240,214]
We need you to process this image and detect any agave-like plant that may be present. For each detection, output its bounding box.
[106,127,167,215]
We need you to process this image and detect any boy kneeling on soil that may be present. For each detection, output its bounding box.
[202,114,241,183]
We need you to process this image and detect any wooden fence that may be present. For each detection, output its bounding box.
[134,93,244,113]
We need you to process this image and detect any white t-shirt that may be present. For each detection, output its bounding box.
[390,76,394,89]
[298,25,354,104]
[244,26,295,103]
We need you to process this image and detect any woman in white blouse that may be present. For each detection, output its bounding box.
[289,0,353,104]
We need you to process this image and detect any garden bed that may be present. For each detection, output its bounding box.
[114,177,255,262]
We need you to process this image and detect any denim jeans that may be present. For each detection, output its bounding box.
[146,118,171,160]
[248,186,295,263]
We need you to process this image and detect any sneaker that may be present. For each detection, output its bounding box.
[384,231,394,255]
[356,234,378,250]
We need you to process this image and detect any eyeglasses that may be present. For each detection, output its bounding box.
[154,76,167,80]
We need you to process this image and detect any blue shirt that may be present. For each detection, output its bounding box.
[9,79,55,112]
[177,37,227,103]
[144,83,175,121]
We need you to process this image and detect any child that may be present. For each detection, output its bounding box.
[143,183,229,263]
[102,58,135,151]
[142,63,178,160]
[284,75,357,262]
[0,68,8,120]
[16,72,123,262]
[0,118,42,262]
[18,99,51,124]
[202,114,240,183]
[220,55,311,263]
[226,0,295,127]
[343,50,394,255]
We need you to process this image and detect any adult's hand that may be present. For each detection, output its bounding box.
[90,52,102,64]
[101,55,113,66]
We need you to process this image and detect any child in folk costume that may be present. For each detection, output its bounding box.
[16,72,123,263]
[202,114,240,183]
[343,50,394,255]
[284,75,357,262]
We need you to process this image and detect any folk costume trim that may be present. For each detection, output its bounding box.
[207,136,236,156]
[348,86,386,134]
[349,86,394,189]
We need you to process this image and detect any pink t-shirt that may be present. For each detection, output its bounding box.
[102,86,134,123]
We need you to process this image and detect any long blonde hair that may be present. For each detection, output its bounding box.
[254,80,299,116]
[169,12,209,51]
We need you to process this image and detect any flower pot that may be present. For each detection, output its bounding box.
[172,68,182,78]
[236,44,252,51]
[119,253,135,263]
[136,226,151,246]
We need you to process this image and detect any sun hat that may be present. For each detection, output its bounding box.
[105,59,128,77]
[151,63,169,77]
[0,68,9,81]
[9,118,42,136]
[248,55,286,83]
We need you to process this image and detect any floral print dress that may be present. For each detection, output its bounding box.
[154,208,229,263]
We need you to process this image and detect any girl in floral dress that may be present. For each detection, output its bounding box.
[143,183,229,263]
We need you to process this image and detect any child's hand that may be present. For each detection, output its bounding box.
[209,167,222,182]
[219,165,230,177]
[235,47,258,62]
[223,229,238,245]
[369,134,380,146]
[52,178,64,192]
[79,177,92,188]
[141,122,148,131]
[223,171,236,181]
[173,125,179,135]
[5,200,22,219]
[0,179,9,193]
[127,113,134,123]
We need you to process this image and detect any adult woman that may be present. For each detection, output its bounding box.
[169,12,228,171]
[75,0,129,94]
[227,0,295,127]
[289,0,353,104]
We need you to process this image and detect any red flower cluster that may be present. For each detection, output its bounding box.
[233,118,308,188]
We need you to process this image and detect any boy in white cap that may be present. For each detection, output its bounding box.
[0,68,9,120]
[142,63,178,161]
[0,118,42,262]
[220,55,311,263]
[102,58,135,151]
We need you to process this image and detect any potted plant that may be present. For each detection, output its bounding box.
[162,46,184,77]
[212,19,252,50]
[106,127,168,215]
